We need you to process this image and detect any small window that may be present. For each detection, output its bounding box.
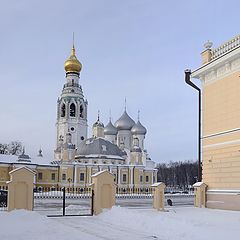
[51,173,56,181]
[70,103,76,117]
[38,172,42,180]
[153,176,155,183]
[80,105,84,118]
[140,176,143,182]
[61,104,66,117]
[146,176,149,183]
[114,174,116,182]
[122,174,127,182]
[102,145,107,151]
[62,173,66,181]
[80,173,85,181]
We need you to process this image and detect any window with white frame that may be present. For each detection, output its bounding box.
[80,173,85,181]
[122,174,127,183]
[62,173,66,181]
[38,172,43,180]
[145,175,149,183]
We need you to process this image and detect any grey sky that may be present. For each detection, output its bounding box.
[0,0,239,162]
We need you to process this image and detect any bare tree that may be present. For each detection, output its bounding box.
[0,143,8,154]
[156,160,198,190]
[8,141,22,155]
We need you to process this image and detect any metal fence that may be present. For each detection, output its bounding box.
[33,187,94,217]
[115,187,194,209]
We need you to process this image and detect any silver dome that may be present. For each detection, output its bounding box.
[131,120,147,135]
[115,111,135,130]
[104,120,118,135]
[93,120,104,128]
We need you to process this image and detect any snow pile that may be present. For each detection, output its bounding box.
[1,207,240,240]
[0,210,98,240]
[98,206,240,240]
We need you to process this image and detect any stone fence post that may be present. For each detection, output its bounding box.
[91,170,116,215]
[7,167,36,211]
[193,182,207,208]
[151,182,166,211]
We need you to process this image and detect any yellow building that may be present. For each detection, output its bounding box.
[191,35,240,210]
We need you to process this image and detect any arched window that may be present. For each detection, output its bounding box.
[80,105,84,118]
[61,103,66,117]
[70,103,76,117]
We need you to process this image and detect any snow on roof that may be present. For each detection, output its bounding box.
[76,154,124,160]
[151,182,165,187]
[0,154,56,166]
[9,166,36,175]
[193,182,207,187]
[92,170,114,178]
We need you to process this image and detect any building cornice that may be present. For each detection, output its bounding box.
[192,46,240,85]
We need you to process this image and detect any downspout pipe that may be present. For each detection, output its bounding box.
[184,69,202,182]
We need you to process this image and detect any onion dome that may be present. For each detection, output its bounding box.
[64,46,82,73]
[104,120,118,135]
[115,111,135,130]
[131,146,142,153]
[131,120,147,135]
[93,120,104,128]
[93,113,104,128]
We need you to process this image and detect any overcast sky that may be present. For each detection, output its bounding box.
[0,0,239,163]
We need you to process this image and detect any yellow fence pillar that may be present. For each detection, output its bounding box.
[193,182,207,208]
[151,182,166,211]
[7,167,36,211]
[91,170,116,215]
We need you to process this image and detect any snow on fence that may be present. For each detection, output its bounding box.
[34,187,92,199]
[33,186,194,200]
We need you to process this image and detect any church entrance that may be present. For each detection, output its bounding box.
[33,187,94,217]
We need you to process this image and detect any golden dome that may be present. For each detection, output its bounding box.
[64,46,82,73]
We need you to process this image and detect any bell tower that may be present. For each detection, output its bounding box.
[54,43,88,159]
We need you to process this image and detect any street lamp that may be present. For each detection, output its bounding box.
[184,69,202,182]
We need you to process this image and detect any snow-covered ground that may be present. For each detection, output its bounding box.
[0,206,239,240]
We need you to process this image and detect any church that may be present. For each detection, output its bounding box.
[0,44,157,191]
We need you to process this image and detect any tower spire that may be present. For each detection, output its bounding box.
[72,32,75,48]
[72,32,75,55]
[97,110,100,121]
[124,97,127,111]
[138,110,140,121]
[109,109,112,121]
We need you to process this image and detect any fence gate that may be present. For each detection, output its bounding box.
[33,187,94,217]
[0,186,8,212]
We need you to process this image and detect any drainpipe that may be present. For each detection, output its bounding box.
[184,69,202,182]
